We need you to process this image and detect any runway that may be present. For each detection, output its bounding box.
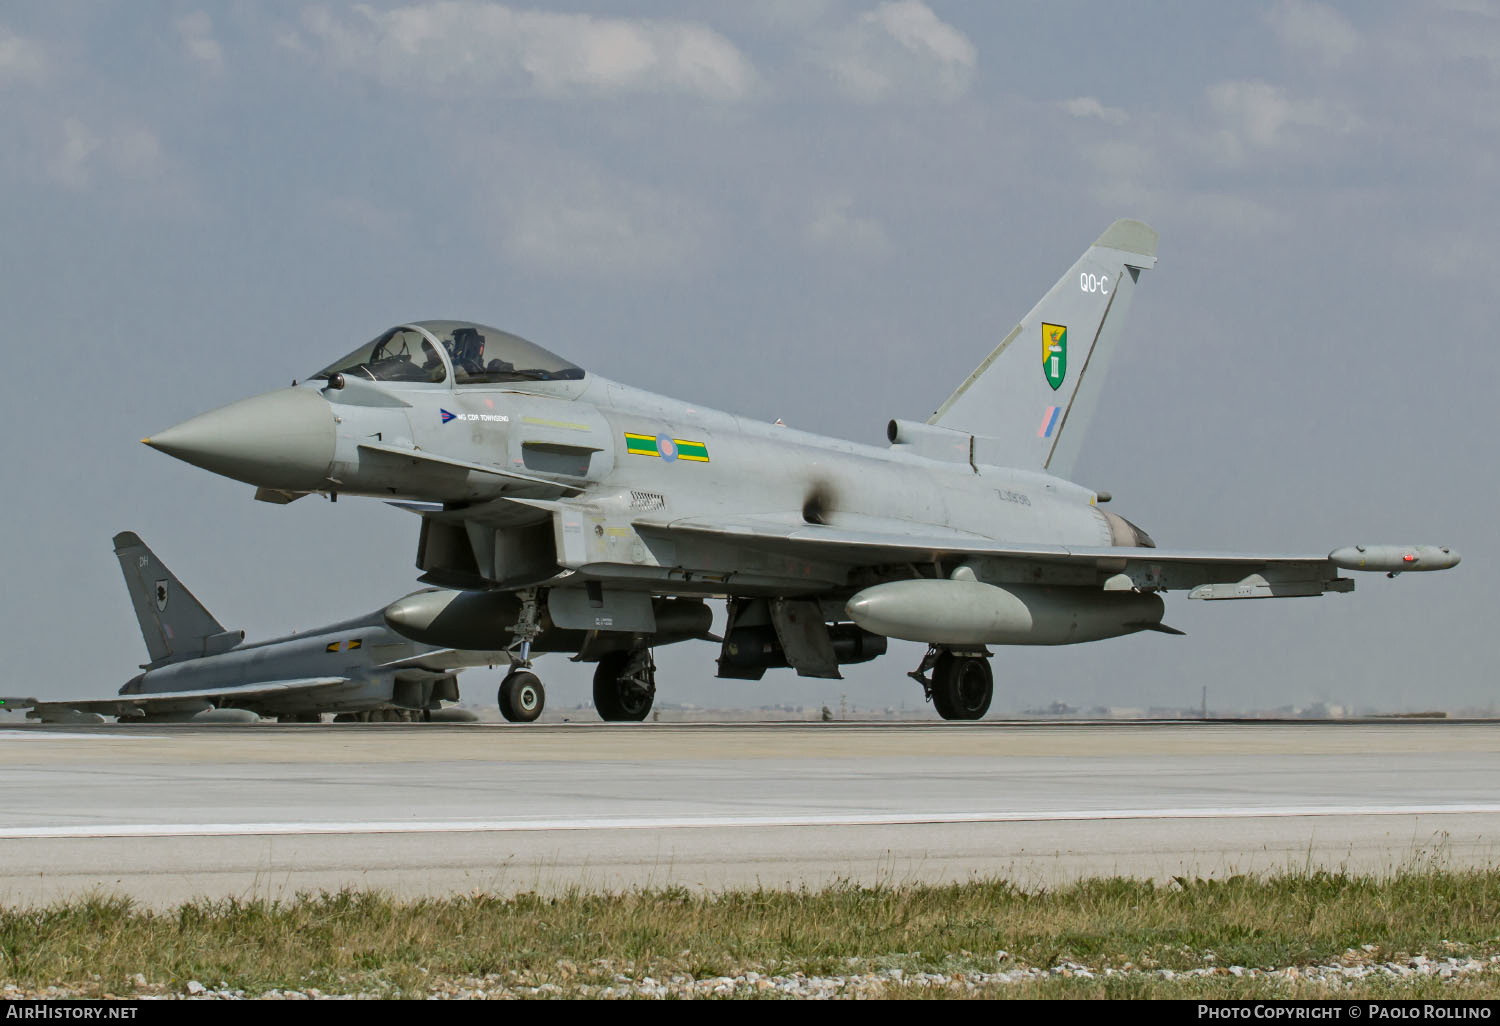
[2,721,1497,906]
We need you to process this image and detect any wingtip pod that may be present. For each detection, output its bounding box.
[1094,218,1158,263]
[1329,545,1461,573]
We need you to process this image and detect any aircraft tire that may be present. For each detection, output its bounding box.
[929,679,956,720]
[931,652,992,721]
[499,670,545,723]
[592,651,654,722]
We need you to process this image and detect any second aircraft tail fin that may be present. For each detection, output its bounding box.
[112,531,242,667]
[928,218,1157,480]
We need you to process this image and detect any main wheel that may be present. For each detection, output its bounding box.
[592,651,655,722]
[499,670,545,723]
[931,653,992,721]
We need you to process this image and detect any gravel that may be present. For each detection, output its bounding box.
[4,952,1498,999]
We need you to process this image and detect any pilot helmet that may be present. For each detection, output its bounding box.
[451,327,485,364]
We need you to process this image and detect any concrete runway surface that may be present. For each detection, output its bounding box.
[2,721,1497,907]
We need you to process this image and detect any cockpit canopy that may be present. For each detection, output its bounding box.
[313,320,584,387]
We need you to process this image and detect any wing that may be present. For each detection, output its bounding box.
[10,677,350,723]
[635,514,1459,599]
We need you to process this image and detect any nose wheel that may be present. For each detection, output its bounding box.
[499,669,545,723]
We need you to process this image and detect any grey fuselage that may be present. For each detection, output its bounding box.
[406,378,1117,593]
[121,611,469,716]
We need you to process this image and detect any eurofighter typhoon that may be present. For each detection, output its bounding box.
[140,220,1459,722]
[2,533,517,724]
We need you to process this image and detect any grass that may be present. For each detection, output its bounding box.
[2,869,1499,998]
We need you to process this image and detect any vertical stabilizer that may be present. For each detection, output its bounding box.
[928,218,1157,479]
[112,532,240,666]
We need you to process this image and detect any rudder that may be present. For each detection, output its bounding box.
[928,218,1157,479]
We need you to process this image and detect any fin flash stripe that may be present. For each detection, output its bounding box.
[1037,406,1061,439]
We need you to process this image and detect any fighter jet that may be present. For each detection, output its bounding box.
[141,219,1460,722]
[3,532,509,724]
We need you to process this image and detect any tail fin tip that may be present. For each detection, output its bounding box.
[1095,218,1158,261]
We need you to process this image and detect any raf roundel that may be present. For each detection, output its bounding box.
[658,437,679,462]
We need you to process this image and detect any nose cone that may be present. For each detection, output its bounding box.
[383,590,454,638]
[384,589,521,648]
[144,388,335,491]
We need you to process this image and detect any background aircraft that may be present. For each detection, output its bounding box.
[140,220,1459,722]
[6,533,551,723]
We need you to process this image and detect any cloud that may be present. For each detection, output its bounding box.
[476,157,712,278]
[1384,4,1500,79]
[290,2,755,100]
[0,23,48,83]
[1061,96,1128,126]
[1204,80,1359,161]
[822,1,977,102]
[1266,1,1361,67]
[0,22,177,201]
[804,195,892,258]
[48,119,98,190]
[46,118,166,191]
[176,12,225,74]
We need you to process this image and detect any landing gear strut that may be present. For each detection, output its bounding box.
[498,589,546,723]
[507,588,542,666]
[593,649,655,722]
[910,646,993,721]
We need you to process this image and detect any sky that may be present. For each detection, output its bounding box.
[0,1,1494,716]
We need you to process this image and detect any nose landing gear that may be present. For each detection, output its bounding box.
[499,589,547,723]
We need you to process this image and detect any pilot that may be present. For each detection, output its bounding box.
[450,327,486,377]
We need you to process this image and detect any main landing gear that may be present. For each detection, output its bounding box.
[499,589,546,723]
[909,646,993,721]
[592,649,656,722]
